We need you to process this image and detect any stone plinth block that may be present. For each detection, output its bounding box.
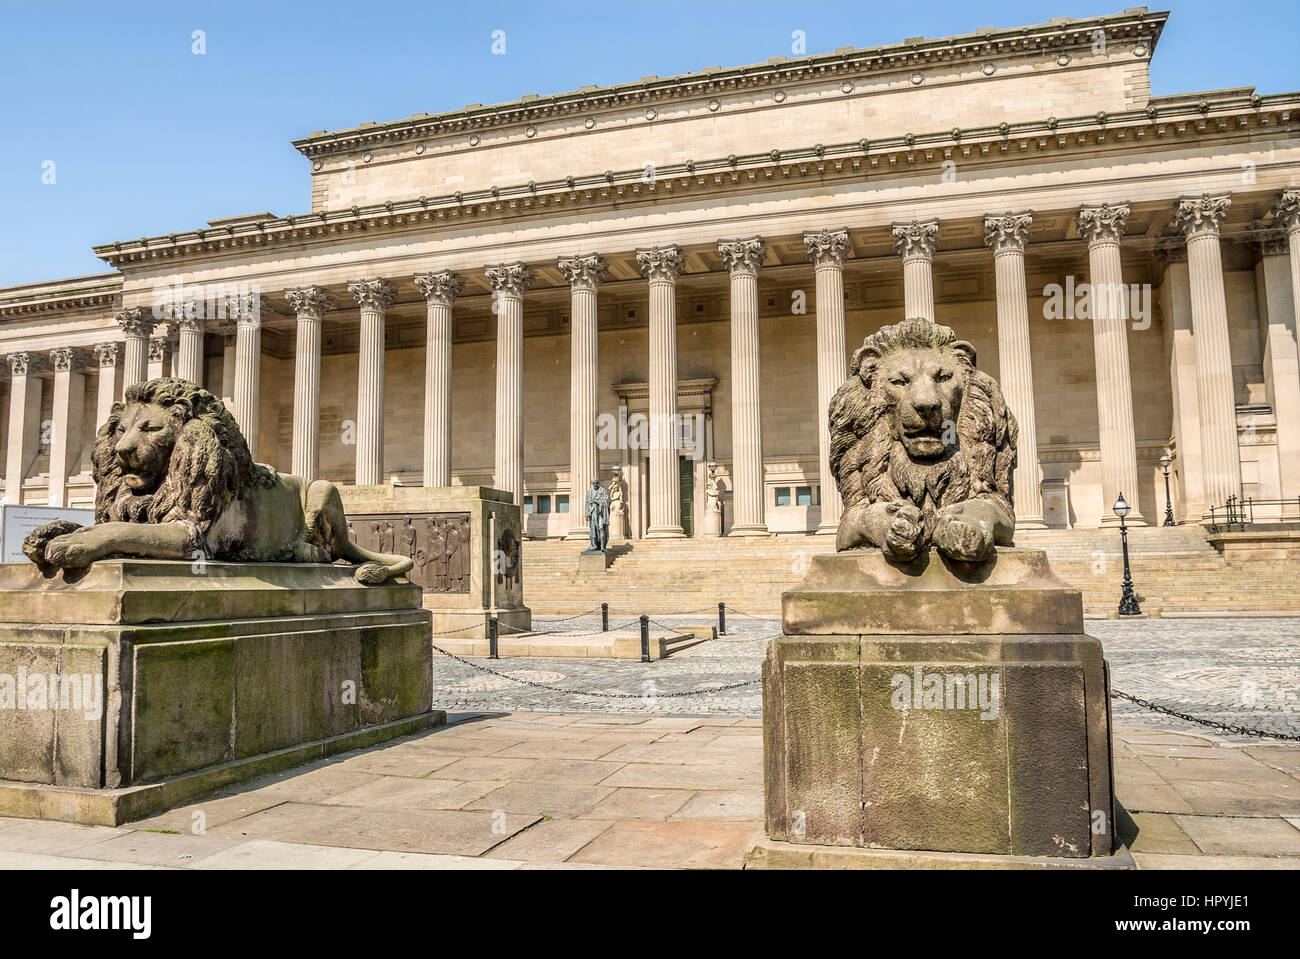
[762,548,1121,865]
[340,485,531,638]
[0,559,441,824]
[578,550,612,572]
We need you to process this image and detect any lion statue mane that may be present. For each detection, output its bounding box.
[828,317,1018,563]
[23,377,413,584]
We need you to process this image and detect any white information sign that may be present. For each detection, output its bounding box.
[0,505,95,564]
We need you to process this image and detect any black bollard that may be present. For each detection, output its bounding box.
[489,616,499,659]
[639,614,650,663]
[601,602,609,633]
[718,602,727,636]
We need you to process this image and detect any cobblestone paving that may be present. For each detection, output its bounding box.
[432,615,1300,741]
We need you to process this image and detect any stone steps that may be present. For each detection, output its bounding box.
[520,528,1299,618]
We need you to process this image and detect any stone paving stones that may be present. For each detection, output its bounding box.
[569,821,765,869]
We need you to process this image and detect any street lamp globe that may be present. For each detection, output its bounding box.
[1159,451,1171,469]
[1113,493,1131,519]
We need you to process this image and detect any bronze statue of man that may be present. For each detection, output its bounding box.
[584,477,610,553]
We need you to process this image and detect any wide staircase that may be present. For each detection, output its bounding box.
[524,526,1300,619]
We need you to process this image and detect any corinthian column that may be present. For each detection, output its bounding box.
[93,342,119,430]
[348,278,396,486]
[720,236,768,536]
[485,263,532,504]
[232,302,263,462]
[286,286,333,482]
[891,220,939,321]
[1078,201,1144,526]
[414,271,464,489]
[147,333,171,381]
[4,353,42,505]
[1269,190,1300,514]
[558,254,606,539]
[636,245,685,538]
[116,308,155,390]
[805,228,850,534]
[1174,193,1240,516]
[985,211,1045,528]
[174,314,205,385]
[48,347,85,507]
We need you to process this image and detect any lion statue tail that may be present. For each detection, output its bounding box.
[338,540,414,585]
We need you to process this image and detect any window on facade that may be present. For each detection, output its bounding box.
[775,487,791,507]
[523,496,533,514]
[556,495,569,513]
[537,495,551,514]
[796,486,813,507]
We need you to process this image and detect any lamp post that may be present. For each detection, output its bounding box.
[1114,492,1142,616]
[1159,452,1175,527]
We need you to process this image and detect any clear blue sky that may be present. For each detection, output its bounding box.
[1,0,1296,287]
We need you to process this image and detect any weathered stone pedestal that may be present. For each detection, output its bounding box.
[341,485,531,638]
[578,549,612,572]
[749,547,1131,869]
[0,559,442,825]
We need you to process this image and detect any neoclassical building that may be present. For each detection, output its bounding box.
[3,7,1299,541]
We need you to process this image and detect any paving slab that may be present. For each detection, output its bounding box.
[190,839,379,870]
[1126,812,1201,855]
[570,820,764,869]
[483,819,613,861]
[578,788,694,821]
[63,830,241,867]
[1173,815,1300,856]
[465,781,615,819]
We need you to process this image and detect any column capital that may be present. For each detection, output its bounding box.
[175,314,206,333]
[1077,202,1131,246]
[7,352,36,376]
[484,263,533,298]
[718,236,767,276]
[50,346,83,372]
[803,228,851,267]
[347,277,397,312]
[148,337,170,362]
[983,211,1033,254]
[636,245,684,282]
[1173,193,1231,240]
[1272,188,1300,236]
[93,342,120,368]
[115,307,156,339]
[557,255,606,291]
[413,271,465,306]
[891,220,939,261]
[285,285,335,319]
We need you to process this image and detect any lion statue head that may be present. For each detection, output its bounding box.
[829,318,1017,559]
[92,377,269,538]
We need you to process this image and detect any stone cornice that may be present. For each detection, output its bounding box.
[291,10,1169,159]
[89,91,1300,272]
[0,273,121,319]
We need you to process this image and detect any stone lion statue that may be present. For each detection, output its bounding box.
[829,317,1017,563]
[22,377,413,584]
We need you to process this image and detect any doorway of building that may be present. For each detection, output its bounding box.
[679,456,694,537]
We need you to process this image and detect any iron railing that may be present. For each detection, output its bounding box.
[1206,495,1300,533]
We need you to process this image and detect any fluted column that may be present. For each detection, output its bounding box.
[47,347,85,507]
[92,343,119,430]
[1078,201,1144,526]
[1174,193,1240,516]
[559,255,606,539]
[805,229,850,534]
[116,308,155,390]
[4,354,42,505]
[232,307,263,462]
[175,315,205,385]
[414,271,464,489]
[348,278,396,486]
[1270,190,1300,514]
[720,236,768,536]
[636,245,685,538]
[985,212,1046,528]
[1158,247,1204,520]
[286,286,333,482]
[485,264,532,504]
[892,220,939,321]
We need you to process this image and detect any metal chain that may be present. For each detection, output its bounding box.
[431,642,765,698]
[1111,689,1300,742]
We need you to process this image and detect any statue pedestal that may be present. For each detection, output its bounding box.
[340,485,531,639]
[751,547,1131,869]
[0,559,442,825]
[578,549,612,572]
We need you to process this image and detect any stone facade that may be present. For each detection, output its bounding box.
[1,9,1298,535]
